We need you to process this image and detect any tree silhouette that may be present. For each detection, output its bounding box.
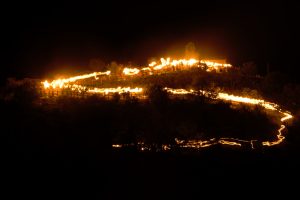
[146,85,169,109]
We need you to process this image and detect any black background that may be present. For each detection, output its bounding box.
[1,0,299,81]
[1,1,300,198]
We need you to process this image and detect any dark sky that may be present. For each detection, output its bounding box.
[1,0,299,80]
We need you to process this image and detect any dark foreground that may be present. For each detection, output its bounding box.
[1,95,300,198]
[2,135,300,199]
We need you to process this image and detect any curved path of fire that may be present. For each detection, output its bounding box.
[164,88,292,149]
[108,87,292,149]
[41,58,293,149]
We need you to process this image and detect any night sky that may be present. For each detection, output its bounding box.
[1,1,299,80]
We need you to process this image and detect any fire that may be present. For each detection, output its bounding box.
[148,57,231,72]
[42,57,232,85]
[171,58,198,66]
[200,60,232,71]
[41,71,110,89]
[112,144,122,148]
[69,84,87,92]
[153,58,171,70]
[148,61,156,67]
[123,67,140,76]
[218,140,242,146]
[174,138,217,148]
[164,87,195,95]
[280,112,293,122]
[262,125,286,146]
[40,56,292,149]
[164,87,293,148]
[121,57,232,76]
[43,81,50,89]
[149,57,199,71]
[87,87,143,94]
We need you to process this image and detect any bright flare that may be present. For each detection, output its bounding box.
[87,87,143,94]
[41,71,110,89]
[123,68,140,76]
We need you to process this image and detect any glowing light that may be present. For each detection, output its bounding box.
[41,57,292,149]
[123,67,140,76]
[280,112,293,122]
[112,144,122,148]
[218,140,242,146]
[148,61,157,67]
[164,87,195,94]
[41,71,110,89]
[141,67,152,71]
[162,145,171,151]
[145,58,232,73]
[42,81,292,149]
[200,60,232,70]
[41,57,232,90]
[43,81,50,89]
[87,87,143,94]
[262,125,286,146]
[175,138,217,148]
[165,88,293,148]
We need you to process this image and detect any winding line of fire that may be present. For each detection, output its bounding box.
[41,58,293,149]
[42,58,231,89]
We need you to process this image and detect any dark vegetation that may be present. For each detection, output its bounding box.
[79,67,300,111]
[1,82,277,148]
[1,70,300,198]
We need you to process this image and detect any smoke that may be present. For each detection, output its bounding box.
[184,42,199,59]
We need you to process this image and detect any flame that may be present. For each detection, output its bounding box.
[164,87,194,94]
[200,60,232,71]
[174,138,217,148]
[87,87,143,94]
[165,88,293,148]
[148,61,157,67]
[42,58,232,86]
[141,67,151,71]
[42,78,293,149]
[112,144,122,148]
[41,71,110,89]
[148,58,231,72]
[262,125,286,146]
[218,140,242,146]
[162,144,171,151]
[43,81,50,89]
[41,57,292,149]
[121,57,232,76]
[123,67,140,76]
[150,57,199,70]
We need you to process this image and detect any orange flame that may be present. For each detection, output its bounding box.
[41,71,110,89]
[123,67,140,76]
[40,57,292,149]
[87,87,143,94]
[165,87,293,148]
